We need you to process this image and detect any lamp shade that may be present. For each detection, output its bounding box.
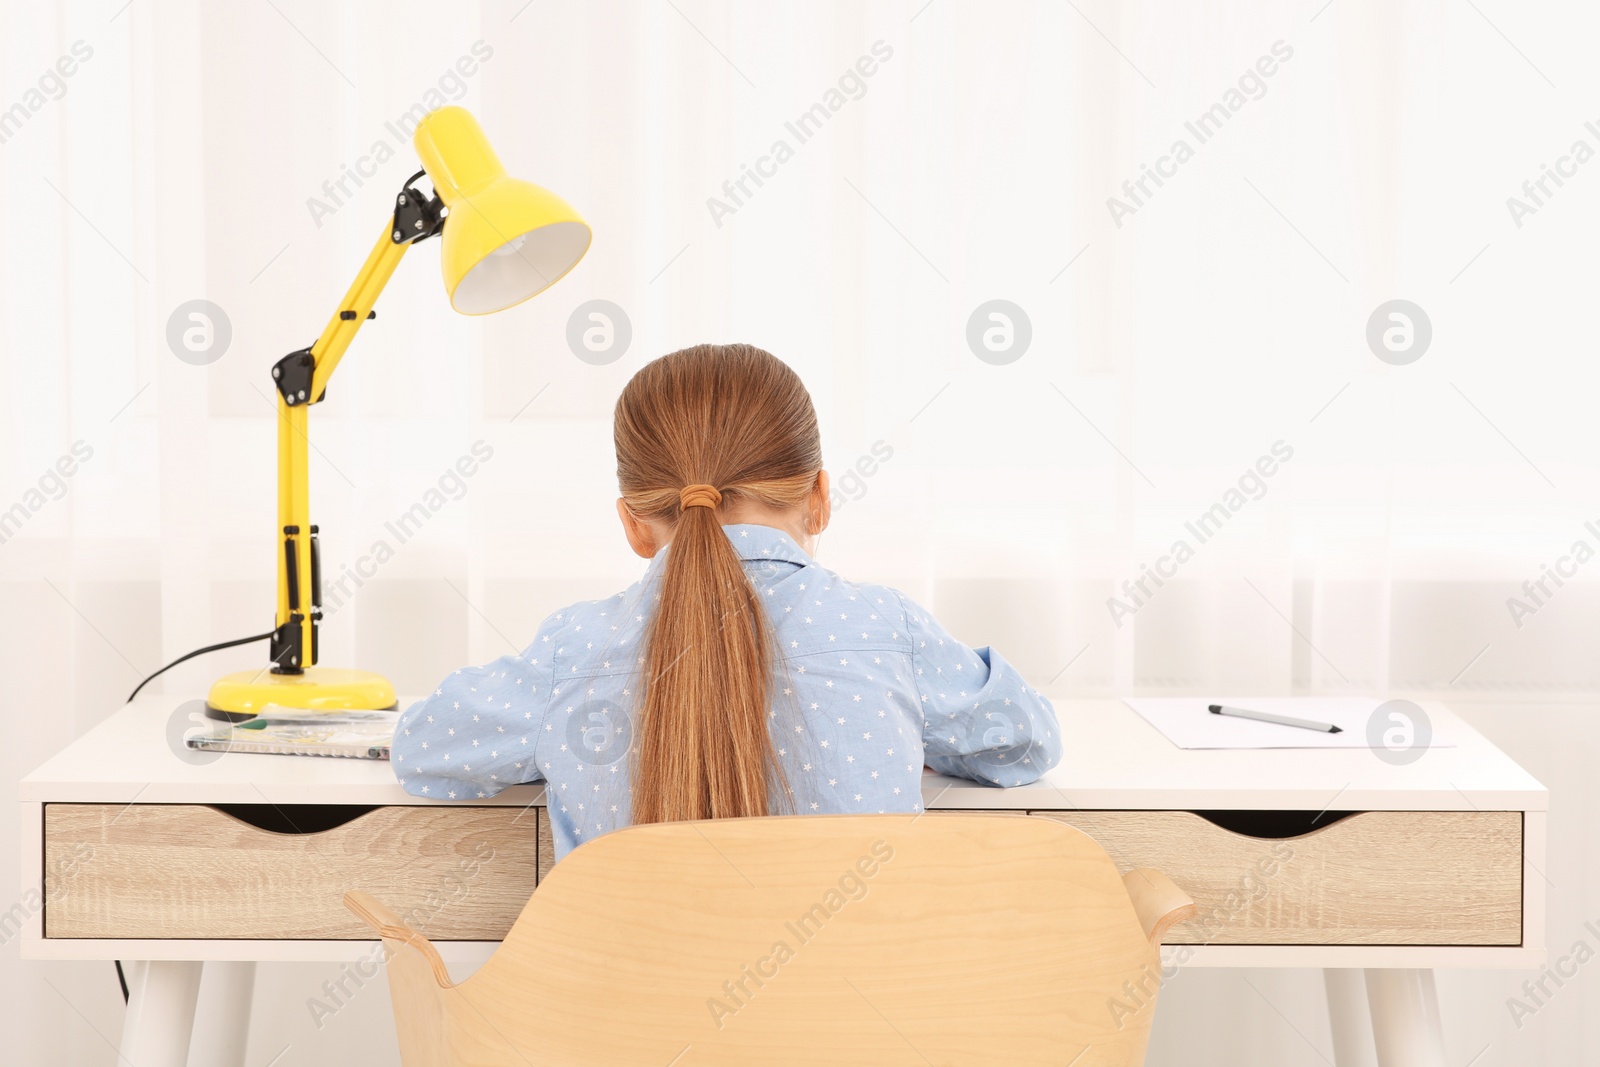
[413,107,591,315]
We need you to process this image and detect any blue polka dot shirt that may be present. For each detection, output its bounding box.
[392,524,1061,862]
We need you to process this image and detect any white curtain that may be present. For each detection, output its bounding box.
[3,1,1595,1063]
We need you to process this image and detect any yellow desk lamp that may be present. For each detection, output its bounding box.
[206,106,590,718]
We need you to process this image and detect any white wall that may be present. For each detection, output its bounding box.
[3,1,1598,1063]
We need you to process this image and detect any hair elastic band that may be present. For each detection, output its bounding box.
[679,484,722,510]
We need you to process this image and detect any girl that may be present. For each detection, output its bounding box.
[393,344,1060,861]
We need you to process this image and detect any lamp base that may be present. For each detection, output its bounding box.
[206,666,399,721]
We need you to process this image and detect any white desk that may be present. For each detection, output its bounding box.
[20,697,1546,1067]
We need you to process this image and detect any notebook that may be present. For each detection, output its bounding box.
[185,707,398,760]
[1121,697,1456,751]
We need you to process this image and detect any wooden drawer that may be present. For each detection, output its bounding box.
[1029,810,1522,945]
[43,804,542,940]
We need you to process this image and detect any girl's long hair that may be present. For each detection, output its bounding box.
[616,344,822,824]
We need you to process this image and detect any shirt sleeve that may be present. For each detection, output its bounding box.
[894,590,1062,787]
[391,635,556,801]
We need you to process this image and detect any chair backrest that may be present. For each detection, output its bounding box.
[351,812,1191,1067]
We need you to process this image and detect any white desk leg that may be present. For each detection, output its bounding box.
[1364,968,1445,1067]
[117,960,149,1053]
[119,960,203,1067]
[188,961,256,1067]
[1324,969,1377,1067]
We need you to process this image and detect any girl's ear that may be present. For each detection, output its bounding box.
[807,471,832,535]
[617,498,659,558]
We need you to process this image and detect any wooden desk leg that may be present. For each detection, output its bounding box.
[188,961,256,1067]
[1324,969,1377,1067]
[1364,968,1446,1067]
[118,960,203,1067]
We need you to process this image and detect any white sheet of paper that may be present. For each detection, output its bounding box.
[1121,697,1456,750]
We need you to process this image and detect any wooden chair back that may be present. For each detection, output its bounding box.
[346,812,1194,1066]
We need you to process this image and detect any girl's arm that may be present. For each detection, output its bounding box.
[894,591,1062,787]
[392,643,555,801]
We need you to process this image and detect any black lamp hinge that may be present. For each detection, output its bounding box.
[268,612,319,674]
[272,348,320,407]
[392,184,445,245]
[269,615,304,675]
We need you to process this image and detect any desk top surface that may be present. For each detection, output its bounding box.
[20,696,1546,811]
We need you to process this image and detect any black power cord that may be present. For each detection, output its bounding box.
[114,960,129,1004]
[125,630,277,703]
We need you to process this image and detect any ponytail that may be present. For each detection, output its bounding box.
[632,497,780,822]
[615,344,822,824]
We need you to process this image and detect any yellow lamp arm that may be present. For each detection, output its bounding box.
[308,181,444,399]
[268,183,442,674]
